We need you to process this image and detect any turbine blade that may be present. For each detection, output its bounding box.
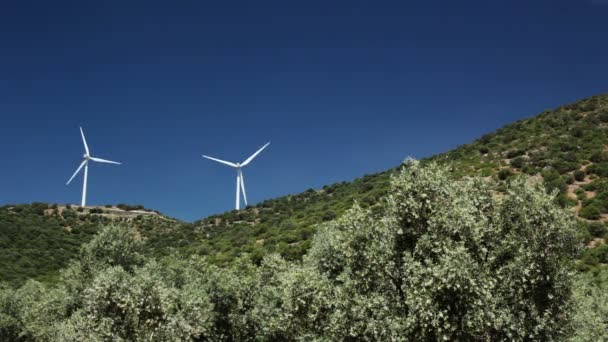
[240,170,248,206]
[241,142,270,166]
[90,157,121,165]
[66,160,87,185]
[202,155,237,167]
[80,127,90,156]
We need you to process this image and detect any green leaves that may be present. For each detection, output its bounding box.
[301,160,579,340]
[0,161,590,341]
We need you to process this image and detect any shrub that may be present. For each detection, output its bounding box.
[498,168,513,180]
[565,174,575,185]
[506,149,524,159]
[553,160,578,174]
[574,170,586,182]
[588,222,608,238]
[587,162,608,177]
[116,204,146,211]
[510,156,524,169]
[590,151,608,163]
[572,127,584,138]
[30,203,48,216]
[321,210,336,222]
[543,169,567,193]
[576,188,587,200]
[522,165,539,175]
[580,203,601,220]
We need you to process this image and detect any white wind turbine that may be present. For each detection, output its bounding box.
[203,142,270,210]
[66,127,121,207]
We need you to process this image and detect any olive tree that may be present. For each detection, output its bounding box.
[569,270,608,341]
[305,160,578,341]
[1,161,581,341]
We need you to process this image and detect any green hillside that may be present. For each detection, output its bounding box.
[0,204,185,285]
[1,162,593,341]
[172,94,608,266]
[2,94,608,286]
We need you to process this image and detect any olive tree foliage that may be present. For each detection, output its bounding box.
[569,269,608,341]
[249,254,335,341]
[0,226,221,341]
[0,161,584,341]
[305,159,578,341]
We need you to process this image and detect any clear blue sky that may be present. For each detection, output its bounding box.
[1,0,607,221]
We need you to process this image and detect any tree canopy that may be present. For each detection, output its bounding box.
[1,161,596,341]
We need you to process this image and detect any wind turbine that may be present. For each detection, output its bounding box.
[66,127,121,207]
[203,142,270,210]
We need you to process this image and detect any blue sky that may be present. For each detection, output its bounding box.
[1,0,607,221]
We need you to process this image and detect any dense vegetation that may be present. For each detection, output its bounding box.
[180,94,608,268]
[0,203,103,284]
[2,161,594,341]
[2,94,608,286]
[0,204,185,285]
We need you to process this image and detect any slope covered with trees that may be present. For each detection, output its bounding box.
[2,94,608,285]
[177,94,608,268]
[0,204,185,285]
[0,161,590,341]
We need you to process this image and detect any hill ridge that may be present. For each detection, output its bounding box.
[2,93,608,284]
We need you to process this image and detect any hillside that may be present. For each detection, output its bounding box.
[0,203,185,285]
[175,94,608,266]
[2,94,608,286]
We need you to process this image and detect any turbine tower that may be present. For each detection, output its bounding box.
[66,127,121,207]
[203,142,270,210]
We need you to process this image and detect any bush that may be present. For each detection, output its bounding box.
[498,168,513,180]
[580,203,601,220]
[321,210,336,222]
[506,149,524,159]
[588,162,608,177]
[543,169,567,193]
[116,204,146,211]
[522,165,539,175]
[588,222,608,238]
[565,174,575,185]
[574,170,586,182]
[553,160,578,174]
[510,157,524,169]
[590,151,608,163]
